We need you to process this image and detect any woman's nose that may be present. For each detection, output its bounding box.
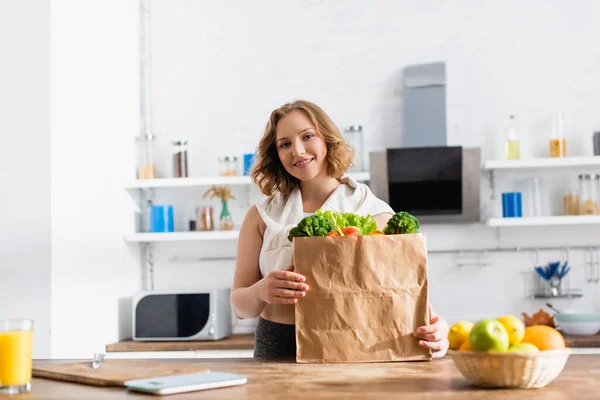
[292,142,306,157]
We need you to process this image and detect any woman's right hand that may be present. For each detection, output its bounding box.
[259,264,309,304]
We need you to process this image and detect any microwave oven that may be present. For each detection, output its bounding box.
[132,289,232,341]
[369,146,481,223]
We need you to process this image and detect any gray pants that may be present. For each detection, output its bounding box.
[254,317,296,359]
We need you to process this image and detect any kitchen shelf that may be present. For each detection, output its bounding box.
[125,171,371,189]
[124,231,240,242]
[533,291,584,299]
[487,215,600,227]
[484,156,600,170]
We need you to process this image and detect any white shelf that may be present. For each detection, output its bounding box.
[484,156,600,170]
[125,171,371,189]
[124,231,240,242]
[487,215,600,227]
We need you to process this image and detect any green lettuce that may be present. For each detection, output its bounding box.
[314,209,377,236]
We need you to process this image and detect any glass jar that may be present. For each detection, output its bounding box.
[231,156,239,176]
[563,190,580,215]
[219,156,235,176]
[196,206,214,231]
[578,174,600,215]
[505,115,520,160]
[136,134,156,179]
[344,125,365,171]
[549,113,567,158]
[171,141,188,178]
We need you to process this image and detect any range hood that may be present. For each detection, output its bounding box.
[402,61,447,148]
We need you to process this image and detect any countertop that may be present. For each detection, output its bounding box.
[105,333,600,352]
[106,334,255,352]
[29,355,600,399]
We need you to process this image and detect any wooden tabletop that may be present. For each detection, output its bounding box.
[28,355,600,399]
[105,333,600,353]
[106,334,255,352]
[563,334,600,348]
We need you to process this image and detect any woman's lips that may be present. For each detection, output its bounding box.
[293,158,314,169]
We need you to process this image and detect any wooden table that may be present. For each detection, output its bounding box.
[27,355,600,399]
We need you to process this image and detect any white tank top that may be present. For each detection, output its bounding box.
[254,176,394,277]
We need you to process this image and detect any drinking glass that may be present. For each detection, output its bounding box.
[0,319,33,394]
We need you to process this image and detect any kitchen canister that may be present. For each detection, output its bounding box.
[149,205,174,232]
[502,192,522,218]
[243,153,256,176]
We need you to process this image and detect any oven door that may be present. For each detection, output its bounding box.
[369,147,480,223]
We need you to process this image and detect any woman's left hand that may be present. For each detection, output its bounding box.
[413,304,450,359]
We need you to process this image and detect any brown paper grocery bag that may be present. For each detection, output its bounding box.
[293,233,430,363]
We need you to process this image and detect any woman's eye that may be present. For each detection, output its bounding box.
[303,134,314,140]
[279,142,290,149]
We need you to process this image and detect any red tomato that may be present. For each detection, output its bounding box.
[341,227,361,236]
[327,231,340,237]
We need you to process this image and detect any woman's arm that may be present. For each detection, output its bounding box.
[230,205,268,319]
[230,205,309,319]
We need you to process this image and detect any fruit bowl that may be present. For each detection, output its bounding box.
[449,349,571,389]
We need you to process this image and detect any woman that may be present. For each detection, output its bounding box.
[230,100,449,359]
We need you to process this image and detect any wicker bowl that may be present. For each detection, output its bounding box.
[449,349,571,389]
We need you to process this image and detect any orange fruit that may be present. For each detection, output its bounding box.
[521,325,565,351]
[459,339,472,351]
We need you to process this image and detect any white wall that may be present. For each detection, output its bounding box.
[50,0,141,358]
[17,0,598,359]
[146,0,600,327]
[0,0,51,358]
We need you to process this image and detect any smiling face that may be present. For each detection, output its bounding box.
[275,110,328,182]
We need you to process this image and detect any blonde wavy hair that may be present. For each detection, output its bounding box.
[250,100,354,197]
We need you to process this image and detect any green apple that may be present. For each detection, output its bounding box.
[469,319,509,352]
[508,343,539,354]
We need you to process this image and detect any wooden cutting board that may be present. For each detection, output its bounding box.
[33,360,210,387]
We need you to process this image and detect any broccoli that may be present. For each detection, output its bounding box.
[382,211,420,235]
[288,215,334,242]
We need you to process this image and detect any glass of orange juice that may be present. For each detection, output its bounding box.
[0,320,33,394]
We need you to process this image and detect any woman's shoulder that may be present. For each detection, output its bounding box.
[339,176,394,215]
[254,191,288,216]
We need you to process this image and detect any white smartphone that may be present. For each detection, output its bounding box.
[124,371,248,395]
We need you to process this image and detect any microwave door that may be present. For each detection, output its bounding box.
[386,146,462,217]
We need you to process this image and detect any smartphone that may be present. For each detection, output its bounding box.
[124,371,248,395]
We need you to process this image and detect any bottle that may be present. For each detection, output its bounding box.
[171,141,188,178]
[136,133,156,179]
[505,115,520,160]
[549,113,567,158]
[579,174,600,215]
[344,125,365,171]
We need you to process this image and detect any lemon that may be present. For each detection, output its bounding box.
[497,315,525,346]
[448,321,474,350]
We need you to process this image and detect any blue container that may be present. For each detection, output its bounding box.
[150,205,174,232]
[502,192,522,218]
[243,153,256,176]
